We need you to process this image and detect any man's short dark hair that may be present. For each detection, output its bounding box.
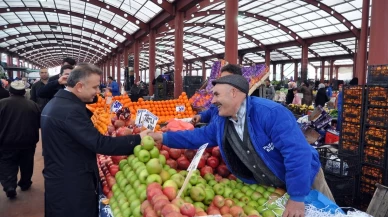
[60,65,74,75]
[220,64,242,75]
[265,79,271,82]
[108,76,114,80]
[62,57,76,66]
[67,63,102,88]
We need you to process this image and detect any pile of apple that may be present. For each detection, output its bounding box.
[107,109,142,137]
[159,145,234,179]
[105,136,287,217]
[98,155,120,199]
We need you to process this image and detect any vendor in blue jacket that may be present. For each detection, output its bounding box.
[191,64,242,125]
[150,74,334,217]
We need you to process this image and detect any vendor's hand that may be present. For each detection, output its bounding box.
[283,200,305,217]
[58,75,69,85]
[148,132,163,143]
[191,115,201,125]
[139,129,152,139]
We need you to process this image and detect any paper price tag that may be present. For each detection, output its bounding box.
[142,110,159,132]
[106,96,112,105]
[176,105,185,112]
[187,143,208,171]
[110,100,122,112]
[135,109,147,126]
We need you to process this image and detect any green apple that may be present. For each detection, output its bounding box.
[203,188,215,205]
[116,192,126,201]
[125,170,135,180]
[110,196,117,204]
[130,158,139,167]
[139,189,147,201]
[234,192,244,200]
[117,196,128,204]
[251,192,263,201]
[212,183,225,195]
[256,186,266,194]
[189,174,199,185]
[158,154,166,165]
[193,170,200,177]
[170,174,185,188]
[112,184,121,194]
[236,179,243,183]
[267,186,275,193]
[132,205,141,217]
[119,201,130,211]
[263,191,271,199]
[245,189,254,197]
[123,166,132,177]
[110,201,118,210]
[247,200,259,208]
[208,180,217,187]
[261,210,276,217]
[248,210,261,216]
[257,198,267,206]
[236,183,244,189]
[127,155,135,164]
[133,145,142,157]
[163,180,178,191]
[190,186,206,202]
[163,165,171,171]
[146,174,163,185]
[115,171,124,179]
[146,158,163,174]
[138,150,151,163]
[243,205,255,215]
[241,186,250,193]
[141,135,155,150]
[130,199,141,212]
[257,205,266,214]
[193,201,205,210]
[128,194,138,203]
[135,166,146,177]
[184,196,194,204]
[223,187,233,198]
[135,184,146,197]
[119,161,128,171]
[112,207,121,216]
[195,183,206,191]
[118,178,129,190]
[115,176,125,186]
[183,183,192,196]
[272,208,284,216]
[179,170,188,177]
[203,173,215,182]
[138,169,149,184]
[236,201,245,207]
[149,147,159,158]
[240,196,250,204]
[159,170,171,182]
[220,178,231,188]
[121,207,132,217]
[167,168,177,176]
[230,180,237,188]
[128,175,138,185]
[249,184,258,190]
[125,189,135,199]
[196,177,207,185]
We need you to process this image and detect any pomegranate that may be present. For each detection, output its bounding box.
[116,127,132,137]
[114,119,125,128]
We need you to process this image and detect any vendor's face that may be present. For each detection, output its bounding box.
[76,73,101,102]
[211,84,236,117]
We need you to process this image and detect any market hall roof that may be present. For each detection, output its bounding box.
[0,0,368,69]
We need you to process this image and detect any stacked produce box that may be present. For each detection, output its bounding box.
[358,67,388,209]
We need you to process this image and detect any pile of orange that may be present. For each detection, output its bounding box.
[87,92,196,125]
[90,108,111,134]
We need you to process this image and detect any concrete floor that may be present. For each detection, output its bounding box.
[0,133,45,217]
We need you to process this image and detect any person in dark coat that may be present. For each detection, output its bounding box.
[300,80,313,105]
[0,81,40,198]
[0,79,9,99]
[38,64,74,100]
[46,57,77,83]
[41,63,151,217]
[30,68,50,111]
[315,83,329,108]
[286,82,296,105]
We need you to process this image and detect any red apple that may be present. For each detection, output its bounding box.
[114,119,125,128]
[163,186,177,201]
[160,150,170,159]
[212,195,225,208]
[177,156,190,170]
[161,204,180,217]
[220,206,230,215]
[214,174,223,182]
[108,165,119,176]
[224,199,234,207]
[147,182,163,191]
[107,125,115,134]
[152,194,169,205]
[141,200,152,213]
[106,176,116,188]
[230,206,244,217]
[196,211,207,216]
[147,188,163,201]
[171,198,185,208]
[180,203,195,217]
[216,165,230,178]
[169,148,182,160]
[165,212,183,217]
[200,166,213,177]
[183,149,196,161]
[197,157,206,169]
[107,191,113,199]
[162,145,170,151]
[166,159,178,169]
[228,174,237,180]
[207,156,220,169]
[102,185,110,196]
[116,127,132,137]
[211,147,221,158]
[154,199,170,215]
[111,116,118,125]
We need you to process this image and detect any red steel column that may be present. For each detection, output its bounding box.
[355,0,370,85]
[320,60,325,83]
[301,45,309,82]
[134,40,140,83]
[7,55,12,78]
[225,0,238,64]
[174,12,184,98]
[149,30,156,95]
[329,60,334,82]
[280,64,284,81]
[353,38,358,78]
[294,62,298,81]
[202,60,206,81]
[117,54,121,92]
[272,64,277,81]
[265,50,270,67]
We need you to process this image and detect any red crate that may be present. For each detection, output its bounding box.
[325,131,340,144]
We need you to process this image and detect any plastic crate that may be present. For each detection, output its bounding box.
[342,104,363,124]
[317,147,360,177]
[325,174,355,197]
[364,127,387,148]
[360,165,385,195]
[343,85,365,105]
[366,107,388,128]
[366,86,388,107]
[367,65,388,86]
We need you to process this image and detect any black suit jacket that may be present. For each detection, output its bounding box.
[41,90,141,217]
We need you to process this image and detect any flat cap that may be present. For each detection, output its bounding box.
[212,74,249,94]
[10,80,26,90]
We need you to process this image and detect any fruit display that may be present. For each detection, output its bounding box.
[343,86,364,104]
[360,165,384,196]
[342,104,362,123]
[287,104,314,115]
[367,65,388,85]
[190,61,268,110]
[364,127,387,148]
[88,92,195,125]
[98,136,288,217]
[341,122,361,142]
[366,108,388,127]
[367,86,388,107]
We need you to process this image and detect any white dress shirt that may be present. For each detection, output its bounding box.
[229,99,247,141]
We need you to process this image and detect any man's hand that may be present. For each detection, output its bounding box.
[191,115,201,125]
[58,75,69,85]
[148,132,163,143]
[139,129,152,139]
[283,200,305,217]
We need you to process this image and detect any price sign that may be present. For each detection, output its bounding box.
[106,96,112,105]
[188,143,208,171]
[176,105,185,112]
[135,109,147,126]
[110,100,122,112]
[142,110,159,131]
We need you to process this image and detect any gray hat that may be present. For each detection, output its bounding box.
[212,74,249,94]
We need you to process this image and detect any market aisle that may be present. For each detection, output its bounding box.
[0,132,45,217]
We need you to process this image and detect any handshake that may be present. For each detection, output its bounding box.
[139,129,163,143]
